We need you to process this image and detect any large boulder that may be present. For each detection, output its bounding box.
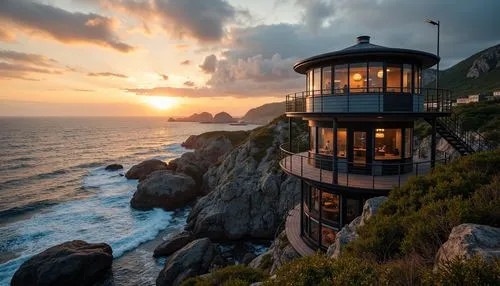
[130,170,197,210]
[327,196,388,259]
[11,240,112,286]
[186,119,303,240]
[249,230,299,274]
[125,159,168,180]
[154,231,194,258]
[213,112,234,123]
[435,224,500,268]
[156,238,215,286]
[105,163,123,171]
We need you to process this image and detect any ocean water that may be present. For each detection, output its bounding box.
[0,117,258,285]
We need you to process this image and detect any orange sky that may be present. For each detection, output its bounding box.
[0,0,497,117]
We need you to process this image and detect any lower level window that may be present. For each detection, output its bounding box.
[321,225,336,247]
[375,128,402,160]
[310,219,320,241]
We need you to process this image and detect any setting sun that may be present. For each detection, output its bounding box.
[142,96,178,110]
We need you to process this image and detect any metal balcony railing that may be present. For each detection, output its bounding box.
[285,87,452,113]
[279,143,449,191]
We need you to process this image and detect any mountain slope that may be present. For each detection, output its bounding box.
[242,102,285,124]
[426,43,500,98]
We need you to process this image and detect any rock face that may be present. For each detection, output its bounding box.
[249,230,300,274]
[130,170,197,210]
[105,163,123,171]
[11,240,112,286]
[416,136,460,161]
[156,238,215,286]
[169,132,243,188]
[154,231,194,258]
[327,197,388,259]
[186,119,304,241]
[435,224,500,267]
[125,159,168,180]
[466,44,500,79]
[213,112,234,123]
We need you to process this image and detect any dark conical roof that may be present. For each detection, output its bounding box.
[293,36,439,74]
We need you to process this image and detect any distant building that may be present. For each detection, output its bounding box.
[493,90,500,97]
[456,94,488,105]
[456,97,470,105]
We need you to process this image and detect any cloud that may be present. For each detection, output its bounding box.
[199,54,217,73]
[0,0,135,52]
[87,0,249,43]
[73,89,95,92]
[176,44,190,50]
[87,72,128,78]
[158,73,169,80]
[183,81,195,87]
[180,60,191,65]
[295,0,334,33]
[0,28,15,42]
[0,49,66,81]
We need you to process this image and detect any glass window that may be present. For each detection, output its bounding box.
[403,64,412,93]
[318,127,333,155]
[313,68,321,95]
[321,225,336,248]
[303,214,310,235]
[307,70,313,95]
[337,128,347,158]
[349,63,367,93]
[303,186,310,212]
[310,219,319,241]
[353,131,367,165]
[387,64,402,92]
[322,192,340,226]
[311,187,320,216]
[322,66,332,94]
[375,128,402,160]
[310,126,316,153]
[405,128,413,158]
[414,66,421,93]
[334,64,348,94]
[345,199,360,224]
[368,62,383,92]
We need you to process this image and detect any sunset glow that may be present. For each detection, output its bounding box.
[142,96,179,110]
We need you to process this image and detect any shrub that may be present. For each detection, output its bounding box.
[347,150,500,262]
[265,254,379,286]
[422,256,500,286]
[182,265,266,286]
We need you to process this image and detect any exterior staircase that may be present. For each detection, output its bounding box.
[426,114,496,156]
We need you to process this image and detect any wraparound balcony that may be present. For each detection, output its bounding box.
[279,143,449,192]
[285,88,452,114]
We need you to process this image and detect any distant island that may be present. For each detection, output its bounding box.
[168,111,235,124]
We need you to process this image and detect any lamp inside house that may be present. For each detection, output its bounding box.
[353,73,362,81]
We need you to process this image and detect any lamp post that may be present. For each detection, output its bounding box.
[426,19,440,90]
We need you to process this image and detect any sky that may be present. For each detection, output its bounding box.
[0,0,498,117]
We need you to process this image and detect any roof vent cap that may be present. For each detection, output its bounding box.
[357,35,370,44]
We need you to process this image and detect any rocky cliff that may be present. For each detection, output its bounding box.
[242,102,285,125]
[186,117,307,241]
[466,45,500,79]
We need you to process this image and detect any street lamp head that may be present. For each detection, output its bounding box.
[425,19,439,26]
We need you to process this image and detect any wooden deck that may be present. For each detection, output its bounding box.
[285,204,315,257]
[280,152,433,191]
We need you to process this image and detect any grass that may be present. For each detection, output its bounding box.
[196,130,251,147]
[181,265,266,286]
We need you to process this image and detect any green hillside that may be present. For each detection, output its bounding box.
[426,43,500,98]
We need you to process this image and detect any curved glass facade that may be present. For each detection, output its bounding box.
[306,62,422,95]
[302,184,364,250]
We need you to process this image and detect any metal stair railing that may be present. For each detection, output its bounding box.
[435,113,496,153]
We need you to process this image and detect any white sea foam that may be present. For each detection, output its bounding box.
[0,167,174,285]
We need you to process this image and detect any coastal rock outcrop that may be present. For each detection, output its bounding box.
[169,131,248,188]
[11,240,112,286]
[186,118,305,241]
[125,159,168,180]
[154,231,194,258]
[435,224,500,268]
[249,230,299,274]
[327,196,387,259]
[130,170,196,210]
[156,238,215,286]
[105,163,123,171]
[213,112,234,123]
